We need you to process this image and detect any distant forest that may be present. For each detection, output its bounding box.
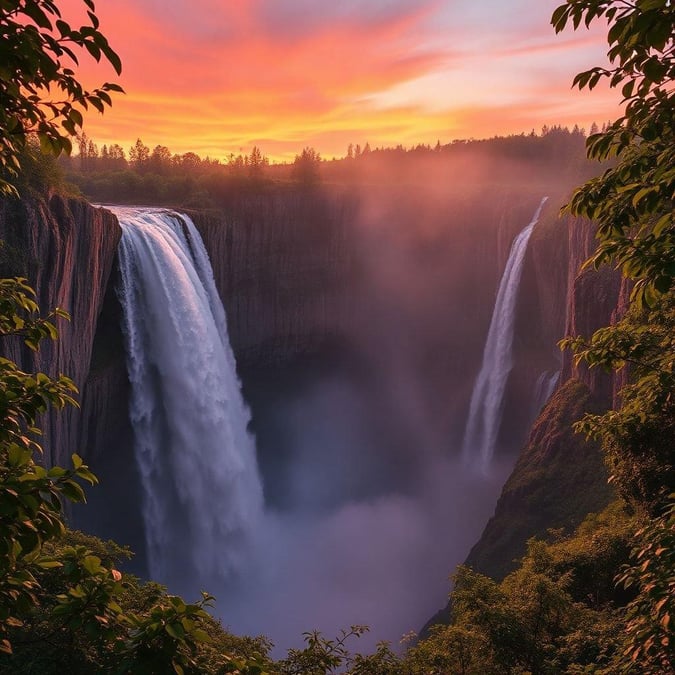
[62,125,599,207]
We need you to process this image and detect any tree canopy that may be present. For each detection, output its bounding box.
[0,0,123,195]
[553,0,674,308]
[554,2,674,671]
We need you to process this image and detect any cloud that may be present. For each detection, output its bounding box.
[58,0,622,161]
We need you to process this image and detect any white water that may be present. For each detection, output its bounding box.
[461,197,548,472]
[531,369,560,420]
[113,207,263,590]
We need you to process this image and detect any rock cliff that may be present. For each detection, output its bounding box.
[0,194,120,466]
[422,208,626,632]
[0,184,623,587]
[450,209,625,581]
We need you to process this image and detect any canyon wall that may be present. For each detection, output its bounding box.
[456,209,626,582]
[0,185,625,586]
[0,194,120,467]
[193,186,550,453]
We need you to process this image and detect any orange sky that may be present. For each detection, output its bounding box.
[60,0,622,163]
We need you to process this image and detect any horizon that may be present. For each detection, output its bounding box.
[61,0,621,163]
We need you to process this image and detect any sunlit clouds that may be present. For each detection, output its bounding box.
[61,0,622,161]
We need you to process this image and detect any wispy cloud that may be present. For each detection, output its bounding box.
[59,0,621,161]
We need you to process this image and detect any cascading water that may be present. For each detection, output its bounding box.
[531,369,560,420]
[113,207,263,591]
[461,197,548,472]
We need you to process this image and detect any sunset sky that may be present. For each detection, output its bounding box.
[63,0,622,162]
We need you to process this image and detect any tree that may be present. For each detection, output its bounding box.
[0,0,123,195]
[617,501,674,674]
[129,138,150,169]
[552,0,674,309]
[553,1,674,670]
[150,145,172,174]
[292,147,321,185]
[248,146,267,180]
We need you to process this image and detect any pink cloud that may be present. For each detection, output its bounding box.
[55,0,622,161]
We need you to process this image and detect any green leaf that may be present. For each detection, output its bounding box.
[165,622,185,639]
[82,555,102,575]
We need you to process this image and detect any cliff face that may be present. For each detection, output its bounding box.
[458,211,625,581]
[0,185,624,587]
[193,186,550,452]
[192,189,360,368]
[0,194,121,466]
[464,378,614,579]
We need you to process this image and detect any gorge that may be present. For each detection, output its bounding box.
[0,159,622,651]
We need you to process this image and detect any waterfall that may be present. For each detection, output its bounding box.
[461,197,548,472]
[113,207,263,589]
[531,369,560,420]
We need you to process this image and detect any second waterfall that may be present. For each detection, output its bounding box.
[461,197,548,473]
[113,207,263,590]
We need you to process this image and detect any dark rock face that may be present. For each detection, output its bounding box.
[194,186,550,460]
[0,194,121,466]
[191,189,360,368]
[465,378,613,580]
[463,212,625,580]
[1,186,625,592]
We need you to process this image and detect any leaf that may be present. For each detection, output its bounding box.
[37,559,63,569]
[82,555,102,575]
[165,622,185,639]
[191,628,213,643]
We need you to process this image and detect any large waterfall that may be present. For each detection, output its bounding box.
[113,207,263,590]
[461,197,548,472]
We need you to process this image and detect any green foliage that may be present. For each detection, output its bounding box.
[562,295,675,511]
[0,278,96,654]
[0,275,270,673]
[554,2,675,670]
[0,0,123,196]
[274,626,409,675]
[617,497,675,673]
[4,530,274,674]
[403,624,487,675]
[3,137,68,197]
[278,625,369,675]
[416,505,635,674]
[553,0,674,308]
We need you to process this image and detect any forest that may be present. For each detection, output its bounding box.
[59,125,592,206]
[0,0,673,673]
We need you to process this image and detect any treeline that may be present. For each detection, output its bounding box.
[62,125,592,206]
[62,136,276,206]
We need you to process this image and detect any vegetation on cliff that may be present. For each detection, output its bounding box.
[59,125,591,207]
[0,0,122,197]
[0,0,672,673]
[418,2,674,673]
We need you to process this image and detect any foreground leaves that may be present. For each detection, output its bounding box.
[0,0,123,195]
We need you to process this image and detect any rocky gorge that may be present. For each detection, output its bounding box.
[0,179,624,635]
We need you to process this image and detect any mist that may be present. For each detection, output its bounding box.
[77,146,571,655]
[205,171,550,653]
[217,453,512,654]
